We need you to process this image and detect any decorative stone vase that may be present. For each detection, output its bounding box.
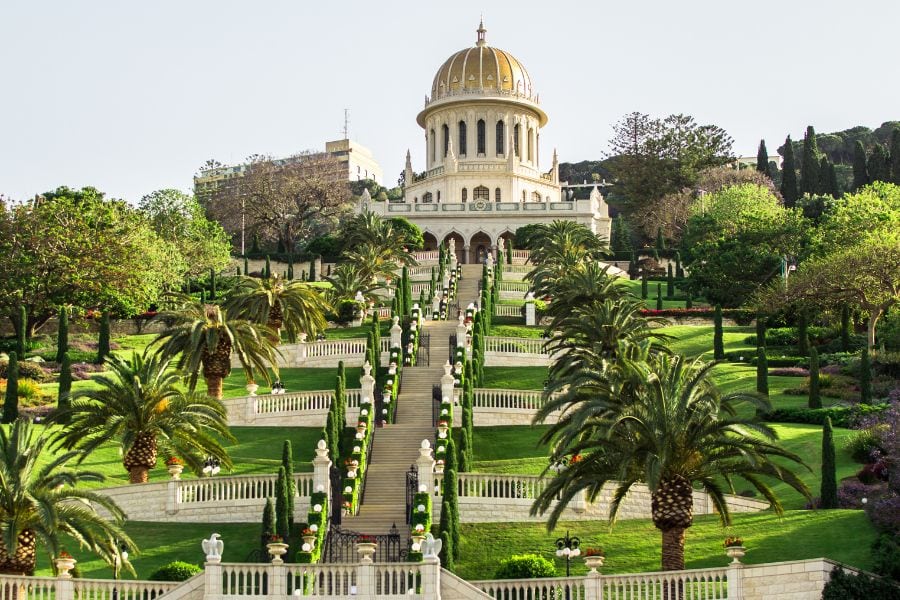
[302,534,317,548]
[55,557,76,578]
[246,383,259,396]
[357,542,377,563]
[167,464,184,480]
[725,546,746,564]
[438,424,449,436]
[356,425,366,435]
[584,556,605,573]
[411,534,426,547]
[267,542,289,564]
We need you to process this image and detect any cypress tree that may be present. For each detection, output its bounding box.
[628,250,638,280]
[868,144,890,183]
[840,305,851,352]
[199,289,206,305]
[756,139,771,178]
[713,305,725,360]
[860,348,872,404]
[655,227,666,251]
[287,256,294,280]
[235,266,241,277]
[56,306,69,364]
[57,353,72,423]
[685,293,692,309]
[851,140,869,191]
[808,347,821,409]
[797,312,809,356]
[666,264,674,298]
[825,160,839,198]
[439,531,454,571]
[458,430,471,472]
[301,270,306,282]
[265,255,272,279]
[96,312,110,364]
[325,410,338,462]
[780,135,799,207]
[209,268,217,300]
[756,314,767,348]
[251,232,260,254]
[674,251,684,279]
[403,266,412,316]
[244,257,249,276]
[800,125,820,196]
[820,417,838,509]
[641,271,648,299]
[274,467,290,542]
[391,296,398,317]
[890,128,900,185]
[16,305,27,357]
[2,352,19,424]
[756,347,768,396]
[309,259,316,282]
[506,239,513,264]
[282,440,295,528]
[262,497,276,549]
[655,284,663,310]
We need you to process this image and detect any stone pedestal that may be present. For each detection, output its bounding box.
[525,292,536,326]
[390,316,402,348]
[312,439,332,504]
[440,361,455,402]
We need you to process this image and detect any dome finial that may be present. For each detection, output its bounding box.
[476,17,486,47]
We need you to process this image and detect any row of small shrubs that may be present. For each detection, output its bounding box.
[762,404,889,428]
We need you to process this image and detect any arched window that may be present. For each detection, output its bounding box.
[461,188,468,202]
[495,188,502,202]
[477,119,485,154]
[442,124,449,157]
[458,121,467,156]
[532,191,542,202]
[496,121,505,155]
[514,124,520,157]
[527,128,534,162]
[423,192,433,203]
[430,129,436,162]
[474,186,489,200]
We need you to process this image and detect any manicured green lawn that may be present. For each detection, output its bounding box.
[482,367,548,390]
[489,325,546,339]
[208,367,362,398]
[324,322,391,340]
[663,325,756,359]
[615,279,700,309]
[471,425,552,475]
[455,510,875,580]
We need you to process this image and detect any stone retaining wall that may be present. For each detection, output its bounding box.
[740,558,842,600]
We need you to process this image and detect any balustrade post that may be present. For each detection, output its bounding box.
[524,292,536,326]
[390,316,403,348]
[203,563,222,600]
[269,562,286,597]
[313,439,332,507]
[440,361,455,404]
[356,557,376,599]
[584,570,601,600]
[166,479,178,515]
[727,561,744,599]
[248,396,258,424]
[56,565,75,600]
[421,554,442,600]
[361,362,376,404]
[417,440,436,495]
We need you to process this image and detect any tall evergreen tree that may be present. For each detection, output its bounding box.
[713,305,725,360]
[890,127,900,185]
[756,314,767,348]
[57,353,72,423]
[674,251,684,279]
[641,270,648,299]
[458,430,471,472]
[780,135,800,207]
[209,268,217,300]
[820,417,838,509]
[16,305,27,357]
[756,139,771,178]
[611,215,632,256]
[868,144,890,183]
[666,264,674,298]
[244,256,250,276]
[287,256,294,280]
[818,157,839,198]
[859,348,872,404]
[56,306,69,364]
[281,440,295,528]
[800,125,821,196]
[808,347,821,409]
[439,530,454,570]
[309,259,316,282]
[96,312,111,364]
[265,255,272,279]
[756,347,769,397]
[2,351,19,424]
[274,467,290,542]
[655,227,666,251]
[655,283,663,310]
[797,312,809,357]
[262,497,276,550]
[840,305,851,352]
[851,140,869,191]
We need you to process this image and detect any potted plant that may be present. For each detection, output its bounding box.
[411,523,427,546]
[437,420,449,435]
[246,380,259,396]
[55,551,76,578]
[357,535,378,562]
[724,537,745,563]
[583,548,605,572]
[266,535,289,564]
[166,457,184,479]
[301,528,317,547]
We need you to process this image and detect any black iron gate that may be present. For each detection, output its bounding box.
[322,524,405,563]
[405,465,419,525]
[417,333,430,366]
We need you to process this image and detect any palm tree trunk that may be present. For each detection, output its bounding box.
[123,431,157,484]
[0,530,36,575]
[205,375,224,399]
[661,526,687,571]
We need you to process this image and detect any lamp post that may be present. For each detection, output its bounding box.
[555,530,580,577]
[203,456,221,476]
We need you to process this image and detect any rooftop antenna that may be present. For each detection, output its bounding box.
[342,109,350,140]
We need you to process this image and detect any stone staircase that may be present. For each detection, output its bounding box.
[341,266,483,535]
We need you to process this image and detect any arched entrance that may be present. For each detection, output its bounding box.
[497,230,515,255]
[469,232,492,264]
[422,232,438,251]
[443,232,465,264]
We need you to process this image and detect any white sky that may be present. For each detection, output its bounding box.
[1,0,897,203]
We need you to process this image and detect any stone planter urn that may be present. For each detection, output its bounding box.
[302,534,317,548]
[357,542,377,563]
[725,545,746,564]
[267,542,289,564]
[584,556,605,573]
[356,425,366,436]
[55,556,76,578]
[246,383,259,396]
[438,424,449,436]
[167,464,184,480]
[411,534,426,547]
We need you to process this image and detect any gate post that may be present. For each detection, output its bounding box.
[416,440,436,496]
[421,553,442,600]
[313,439,332,504]
[440,362,455,404]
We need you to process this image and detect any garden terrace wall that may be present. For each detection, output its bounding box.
[472,388,560,426]
[223,389,362,427]
[94,473,313,523]
[483,336,551,367]
[432,474,768,523]
[738,558,846,600]
[229,339,368,369]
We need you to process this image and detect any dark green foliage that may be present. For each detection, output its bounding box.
[822,566,900,599]
[325,410,338,467]
[852,140,870,191]
[860,348,872,404]
[818,157,839,198]
[96,312,110,364]
[148,561,202,582]
[402,266,412,316]
[251,232,260,254]
[275,467,290,542]
[756,347,768,396]
[458,428,471,472]
[797,312,809,356]
[868,144,891,183]
[199,289,206,305]
[56,306,68,364]
[282,440,295,527]
[820,418,837,509]
[756,139,770,178]
[756,315,767,348]
[655,284,663,310]
[674,251,684,279]
[610,215,632,256]
[641,271,648,299]
[287,256,294,280]
[309,259,316,282]
[57,353,72,423]
[685,294,692,309]
[780,135,800,207]
[808,347,822,409]
[2,351,18,424]
[244,257,249,276]
[440,531,454,571]
[235,266,240,276]
[262,497,276,547]
[666,265,674,298]
[209,268,217,300]
[713,305,725,360]
[265,255,272,279]
[655,227,666,250]
[16,305,27,357]
[841,305,852,352]
[494,554,557,579]
[800,125,821,196]
[871,534,900,581]
[891,128,900,185]
[506,239,513,264]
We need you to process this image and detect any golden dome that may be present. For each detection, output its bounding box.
[430,22,536,103]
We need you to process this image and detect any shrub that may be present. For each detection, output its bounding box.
[769,367,808,377]
[867,495,900,535]
[871,534,900,580]
[822,566,900,599]
[0,359,48,382]
[837,480,880,509]
[857,461,889,484]
[149,561,202,582]
[845,428,885,463]
[763,404,889,428]
[494,554,557,579]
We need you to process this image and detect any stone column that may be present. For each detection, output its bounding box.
[440,361,455,403]
[56,565,75,600]
[166,479,178,515]
[449,239,457,270]
[462,245,470,264]
[524,292,536,326]
[356,555,376,598]
[432,294,441,318]
[312,439,331,504]
[360,362,375,403]
[269,563,286,597]
[583,570,601,600]
[455,315,467,350]
[727,560,744,599]
[390,316,402,348]
[421,554,442,600]
[416,440,436,496]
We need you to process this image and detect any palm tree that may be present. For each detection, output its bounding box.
[54,350,235,483]
[226,275,330,343]
[0,419,134,574]
[532,353,809,571]
[343,211,417,267]
[324,263,380,305]
[343,242,405,285]
[152,296,280,399]
[525,219,608,267]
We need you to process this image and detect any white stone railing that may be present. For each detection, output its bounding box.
[0,574,180,600]
[219,562,426,598]
[472,576,585,600]
[497,281,530,292]
[492,304,522,317]
[369,306,392,319]
[412,282,432,295]
[484,336,546,355]
[412,250,440,263]
[510,249,530,264]
[231,339,368,369]
[177,473,315,505]
[500,264,531,274]
[409,265,435,277]
[224,389,363,427]
[307,338,367,358]
[474,388,547,411]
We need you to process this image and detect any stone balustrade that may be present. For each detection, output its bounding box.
[230,339,368,369]
[412,250,440,263]
[223,389,362,427]
[472,388,560,425]
[0,574,180,600]
[492,304,523,318]
[497,281,530,292]
[473,576,586,600]
[484,336,550,367]
[408,265,435,277]
[411,282,432,295]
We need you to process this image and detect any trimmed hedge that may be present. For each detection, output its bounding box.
[494,554,557,579]
[763,404,889,428]
[149,561,202,582]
